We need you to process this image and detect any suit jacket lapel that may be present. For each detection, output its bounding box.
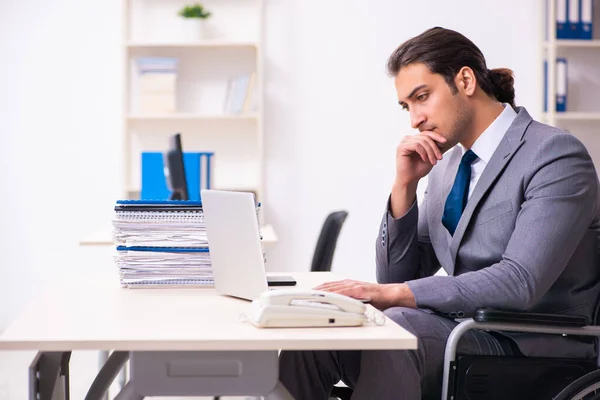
[447,107,533,271]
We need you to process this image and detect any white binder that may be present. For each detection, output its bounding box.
[556,58,568,112]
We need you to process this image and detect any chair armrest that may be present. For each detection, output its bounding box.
[474,308,589,327]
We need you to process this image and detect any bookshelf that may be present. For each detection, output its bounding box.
[78,0,271,246]
[542,0,600,168]
[121,0,266,206]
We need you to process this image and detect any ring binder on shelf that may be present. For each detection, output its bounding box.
[581,0,593,40]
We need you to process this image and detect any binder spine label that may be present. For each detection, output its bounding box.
[557,0,569,38]
[581,0,593,39]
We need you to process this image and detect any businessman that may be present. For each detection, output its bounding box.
[278,27,600,399]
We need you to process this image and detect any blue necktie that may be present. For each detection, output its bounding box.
[442,150,478,236]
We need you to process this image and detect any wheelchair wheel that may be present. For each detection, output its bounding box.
[553,369,600,400]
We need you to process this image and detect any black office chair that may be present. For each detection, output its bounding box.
[443,307,600,400]
[307,210,355,400]
[310,211,349,272]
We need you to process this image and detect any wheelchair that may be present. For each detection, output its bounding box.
[332,307,600,400]
[443,307,600,400]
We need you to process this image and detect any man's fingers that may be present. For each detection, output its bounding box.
[314,280,353,291]
[420,131,448,145]
[418,141,438,165]
[409,141,436,165]
[421,136,443,160]
[411,142,430,163]
[412,135,442,161]
[400,136,442,165]
[314,280,366,299]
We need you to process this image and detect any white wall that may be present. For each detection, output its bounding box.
[0,0,100,330]
[0,0,543,331]
[262,0,543,281]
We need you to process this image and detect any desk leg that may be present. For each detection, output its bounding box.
[264,381,294,400]
[114,382,144,400]
[29,351,71,400]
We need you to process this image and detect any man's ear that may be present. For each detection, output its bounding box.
[454,66,476,97]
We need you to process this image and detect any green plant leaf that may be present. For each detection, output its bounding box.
[178,3,212,19]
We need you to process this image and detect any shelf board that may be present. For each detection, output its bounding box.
[544,40,600,48]
[546,112,600,121]
[126,40,258,49]
[127,113,258,121]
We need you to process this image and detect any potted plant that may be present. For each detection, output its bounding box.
[178,3,212,40]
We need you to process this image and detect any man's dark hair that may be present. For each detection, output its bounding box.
[387,27,516,108]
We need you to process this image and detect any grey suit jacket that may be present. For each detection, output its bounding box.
[376,107,600,358]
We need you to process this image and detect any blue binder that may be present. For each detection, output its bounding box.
[543,58,568,112]
[556,58,568,112]
[116,246,209,252]
[568,0,581,38]
[581,0,593,39]
[141,152,202,201]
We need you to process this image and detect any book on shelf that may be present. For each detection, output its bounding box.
[223,73,257,115]
[136,57,179,114]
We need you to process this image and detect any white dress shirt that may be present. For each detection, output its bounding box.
[458,104,517,200]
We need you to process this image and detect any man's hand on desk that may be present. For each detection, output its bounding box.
[313,280,417,311]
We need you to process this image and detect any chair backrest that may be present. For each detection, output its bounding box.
[310,211,349,272]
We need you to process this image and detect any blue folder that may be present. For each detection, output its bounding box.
[141,152,202,201]
[116,246,209,253]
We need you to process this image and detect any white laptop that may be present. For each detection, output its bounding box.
[201,189,296,300]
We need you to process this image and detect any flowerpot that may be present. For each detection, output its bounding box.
[180,18,207,41]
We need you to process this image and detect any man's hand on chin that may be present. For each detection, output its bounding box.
[313,279,417,311]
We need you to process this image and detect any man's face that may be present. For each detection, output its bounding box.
[395,63,472,152]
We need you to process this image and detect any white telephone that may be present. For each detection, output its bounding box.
[248,290,369,328]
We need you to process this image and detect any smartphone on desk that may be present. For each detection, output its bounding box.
[266,275,297,286]
[248,290,368,328]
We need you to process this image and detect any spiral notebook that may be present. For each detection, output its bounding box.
[121,278,215,288]
[115,246,214,288]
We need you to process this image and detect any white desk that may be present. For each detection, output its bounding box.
[0,272,416,399]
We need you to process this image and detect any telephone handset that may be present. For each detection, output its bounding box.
[248,290,370,328]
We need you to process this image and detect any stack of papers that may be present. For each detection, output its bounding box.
[115,246,214,287]
[112,200,213,288]
[112,221,209,247]
[111,199,263,288]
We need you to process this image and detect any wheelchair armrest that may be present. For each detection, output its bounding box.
[474,308,589,327]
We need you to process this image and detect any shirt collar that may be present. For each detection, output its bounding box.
[459,103,517,163]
